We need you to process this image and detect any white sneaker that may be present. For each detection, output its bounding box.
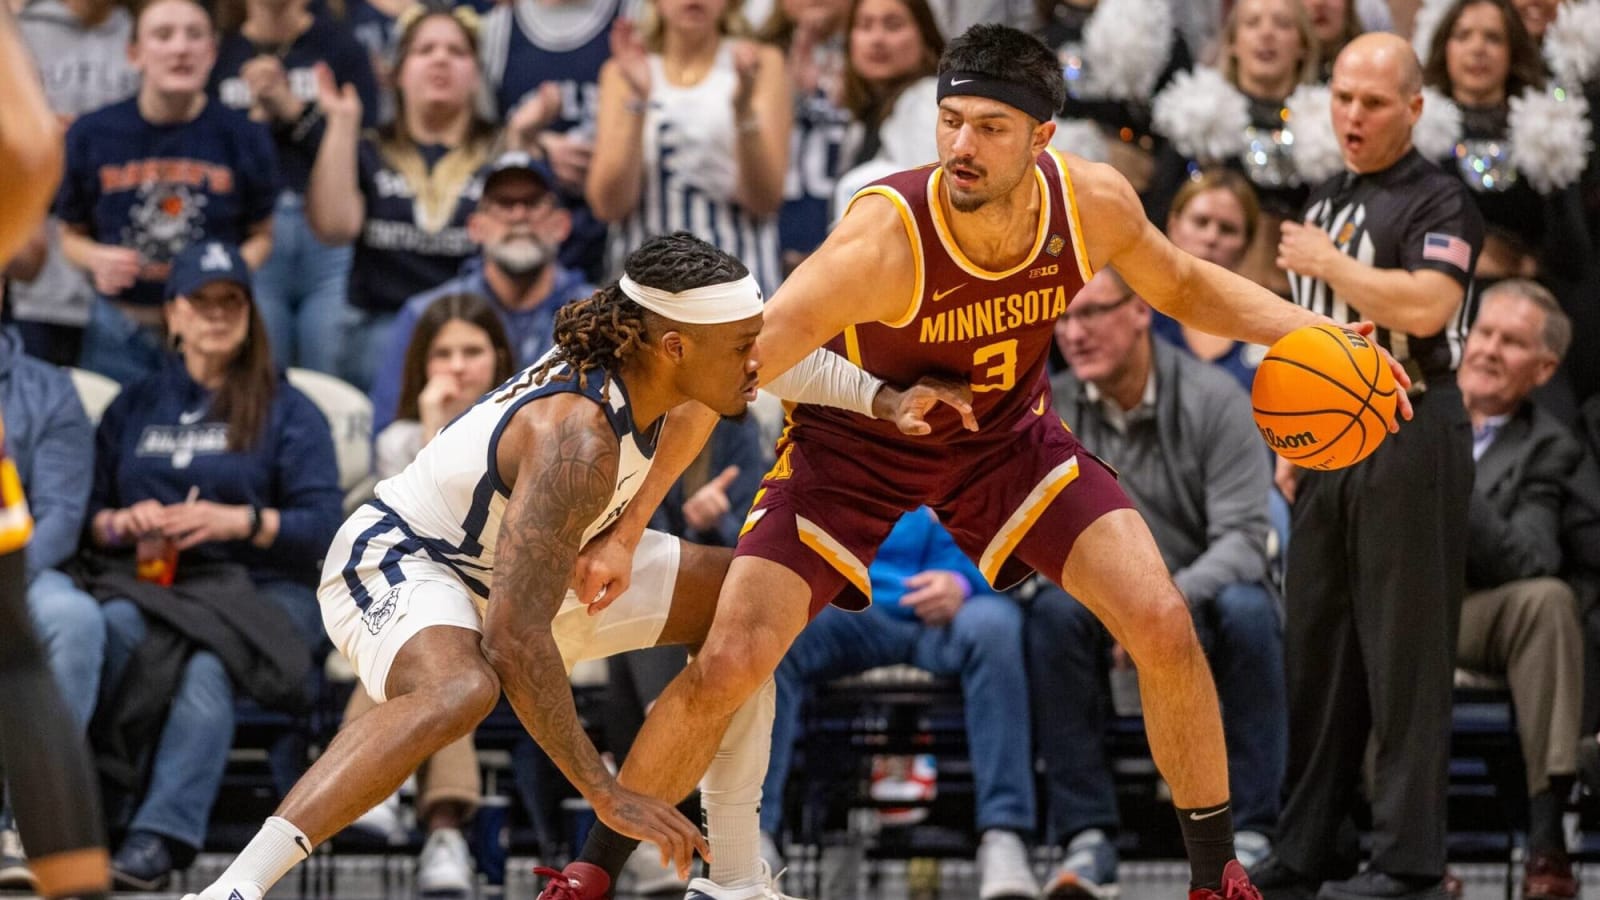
[759,832,785,875]
[0,827,36,891]
[1233,830,1272,871]
[180,885,264,900]
[349,790,407,844]
[416,827,474,896]
[977,829,1039,900]
[624,841,689,895]
[684,859,806,899]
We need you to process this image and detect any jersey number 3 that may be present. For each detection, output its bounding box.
[971,339,1018,393]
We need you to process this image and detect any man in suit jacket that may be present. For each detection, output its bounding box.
[1457,279,1588,900]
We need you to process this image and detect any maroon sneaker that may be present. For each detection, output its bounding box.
[534,862,612,899]
[1191,861,1265,900]
[1524,850,1578,900]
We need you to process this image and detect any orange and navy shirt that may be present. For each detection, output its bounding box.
[0,414,34,554]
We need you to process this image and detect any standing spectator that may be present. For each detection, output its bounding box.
[1035,268,1284,898]
[760,507,1040,900]
[1149,168,1266,393]
[1455,280,1587,900]
[0,309,103,892]
[350,291,515,895]
[211,0,381,374]
[830,0,945,205]
[367,153,592,434]
[342,0,414,124]
[55,0,279,385]
[13,0,139,365]
[1152,0,1321,295]
[82,241,341,891]
[586,0,792,294]
[306,5,497,391]
[480,0,624,279]
[1419,0,1590,281]
[1254,33,1482,900]
[760,0,852,272]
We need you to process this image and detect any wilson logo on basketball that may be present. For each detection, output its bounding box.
[1259,427,1318,451]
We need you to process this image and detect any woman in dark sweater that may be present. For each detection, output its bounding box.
[84,241,342,891]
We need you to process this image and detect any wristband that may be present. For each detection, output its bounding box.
[246,504,263,541]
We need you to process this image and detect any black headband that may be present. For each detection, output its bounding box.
[936,70,1058,124]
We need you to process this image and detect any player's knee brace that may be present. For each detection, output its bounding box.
[700,677,776,802]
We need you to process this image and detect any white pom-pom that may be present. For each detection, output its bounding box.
[1509,86,1593,192]
[1081,0,1174,101]
[1285,83,1344,183]
[1543,0,1600,86]
[1413,86,1462,161]
[1051,118,1109,164]
[1151,68,1250,162]
[1410,0,1454,67]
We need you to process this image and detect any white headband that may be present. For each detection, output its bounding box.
[617,273,764,325]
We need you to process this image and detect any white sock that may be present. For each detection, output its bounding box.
[702,679,775,888]
[209,816,313,895]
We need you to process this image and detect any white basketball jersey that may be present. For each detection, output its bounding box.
[369,352,664,602]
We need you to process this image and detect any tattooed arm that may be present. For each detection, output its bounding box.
[481,395,707,871]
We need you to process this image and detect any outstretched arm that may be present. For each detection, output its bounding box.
[0,4,63,268]
[482,395,707,871]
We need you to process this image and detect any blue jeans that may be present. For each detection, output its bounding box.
[78,297,166,386]
[100,580,323,850]
[254,193,353,375]
[338,309,397,394]
[761,594,1036,837]
[1028,582,1287,843]
[26,569,105,729]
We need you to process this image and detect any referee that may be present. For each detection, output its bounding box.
[1253,33,1483,900]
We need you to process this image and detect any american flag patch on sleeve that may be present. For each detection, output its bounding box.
[1422,233,1472,271]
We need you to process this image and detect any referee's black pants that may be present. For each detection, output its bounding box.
[1275,378,1473,881]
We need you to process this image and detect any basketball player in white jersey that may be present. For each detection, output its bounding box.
[184,231,971,900]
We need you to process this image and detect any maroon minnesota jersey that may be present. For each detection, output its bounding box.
[792,147,1093,451]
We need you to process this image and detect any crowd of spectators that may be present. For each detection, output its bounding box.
[4,0,1600,898]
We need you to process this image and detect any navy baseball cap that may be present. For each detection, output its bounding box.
[481,150,560,199]
[165,241,252,302]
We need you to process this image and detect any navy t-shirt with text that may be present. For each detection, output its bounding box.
[55,98,280,307]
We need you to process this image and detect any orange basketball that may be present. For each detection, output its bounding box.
[1251,324,1398,470]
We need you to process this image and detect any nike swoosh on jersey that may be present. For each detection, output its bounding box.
[1033,395,1048,416]
[932,284,967,303]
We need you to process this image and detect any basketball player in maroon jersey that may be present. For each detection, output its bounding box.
[539,23,1416,900]
[0,5,112,898]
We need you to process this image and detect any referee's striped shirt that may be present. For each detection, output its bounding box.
[1287,148,1485,376]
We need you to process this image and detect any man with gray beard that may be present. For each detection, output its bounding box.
[368,152,593,433]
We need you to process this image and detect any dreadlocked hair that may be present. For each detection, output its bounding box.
[532,232,751,400]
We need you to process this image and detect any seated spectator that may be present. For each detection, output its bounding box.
[80,242,342,891]
[368,153,592,434]
[210,0,381,374]
[1455,279,1590,900]
[761,506,1039,900]
[1419,0,1591,281]
[587,0,791,293]
[13,0,138,365]
[1033,268,1283,898]
[1151,0,1320,295]
[829,0,944,208]
[346,291,514,894]
[306,5,498,391]
[1148,168,1264,394]
[55,0,278,386]
[0,308,102,892]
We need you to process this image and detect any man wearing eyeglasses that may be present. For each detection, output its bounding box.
[1030,267,1285,899]
[368,151,593,434]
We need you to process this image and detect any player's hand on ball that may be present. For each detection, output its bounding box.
[1346,320,1413,426]
[592,783,710,880]
[873,376,977,435]
[572,527,635,616]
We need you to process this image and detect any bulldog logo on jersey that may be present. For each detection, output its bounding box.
[363,585,402,635]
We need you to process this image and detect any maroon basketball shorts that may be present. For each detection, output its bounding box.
[733,411,1134,617]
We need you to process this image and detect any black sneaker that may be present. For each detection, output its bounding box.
[111,831,174,892]
[0,827,38,891]
[1317,872,1449,900]
[1250,855,1319,900]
